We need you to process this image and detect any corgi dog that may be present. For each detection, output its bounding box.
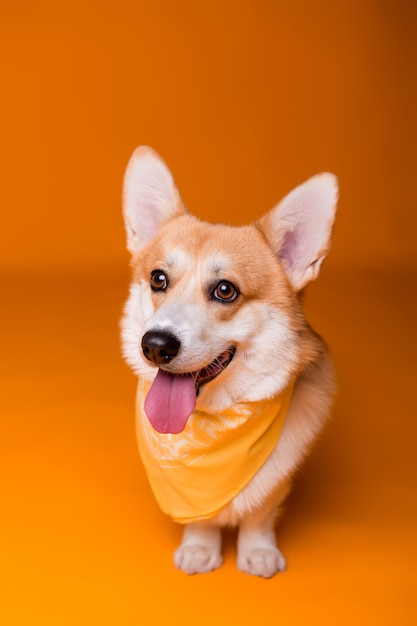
[121,146,338,578]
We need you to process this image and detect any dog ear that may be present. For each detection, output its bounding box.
[122,146,186,254]
[256,173,338,291]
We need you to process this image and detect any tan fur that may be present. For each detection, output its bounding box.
[121,146,338,578]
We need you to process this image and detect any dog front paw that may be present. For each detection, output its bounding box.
[174,544,223,575]
[237,547,286,578]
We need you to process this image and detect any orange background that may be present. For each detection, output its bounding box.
[1,2,416,625]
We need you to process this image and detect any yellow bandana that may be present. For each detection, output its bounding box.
[135,377,295,524]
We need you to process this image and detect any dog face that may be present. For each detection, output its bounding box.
[121,147,338,431]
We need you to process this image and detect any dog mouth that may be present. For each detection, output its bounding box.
[194,346,236,393]
[143,347,236,434]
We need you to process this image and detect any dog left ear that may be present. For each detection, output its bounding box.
[122,146,187,255]
[256,173,338,291]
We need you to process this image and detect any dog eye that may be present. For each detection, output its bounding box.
[212,280,239,303]
[150,270,168,291]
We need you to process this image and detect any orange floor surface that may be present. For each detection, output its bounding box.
[1,268,415,625]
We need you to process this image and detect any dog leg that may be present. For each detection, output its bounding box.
[237,478,291,578]
[174,521,223,574]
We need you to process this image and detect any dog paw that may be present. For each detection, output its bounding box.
[237,547,286,578]
[174,545,223,575]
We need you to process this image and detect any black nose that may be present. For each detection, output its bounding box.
[141,330,181,365]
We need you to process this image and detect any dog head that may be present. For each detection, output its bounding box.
[121,147,338,433]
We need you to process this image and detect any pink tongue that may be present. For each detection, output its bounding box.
[144,369,197,434]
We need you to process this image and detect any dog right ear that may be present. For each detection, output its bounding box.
[122,146,186,254]
[256,173,338,291]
